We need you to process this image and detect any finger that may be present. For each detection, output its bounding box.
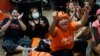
[9,15,12,20]
[85,2,89,6]
[18,12,24,19]
[20,12,24,17]
[52,11,58,17]
[21,12,24,15]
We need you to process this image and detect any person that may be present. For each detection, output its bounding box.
[67,2,81,21]
[11,0,42,27]
[28,8,50,52]
[92,9,100,55]
[48,3,91,56]
[67,2,93,56]
[85,0,100,26]
[28,8,49,39]
[1,9,31,55]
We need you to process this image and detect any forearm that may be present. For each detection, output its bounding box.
[1,20,11,32]
[76,12,81,19]
[74,31,83,39]
[18,19,26,31]
[81,12,89,24]
[69,12,75,21]
[49,20,57,36]
[77,12,89,28]
[74,26,86,39]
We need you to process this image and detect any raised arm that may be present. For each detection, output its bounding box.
[49,11,58,36]
[76,2,91,29]
[18,13,26,31]
[74,26,86,39]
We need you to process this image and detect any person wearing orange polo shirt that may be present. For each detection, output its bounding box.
[49,3,91,56]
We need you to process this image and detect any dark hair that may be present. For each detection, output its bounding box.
[9,8,22,14]
[94,0,96,3]
[29,8,41,20]
[29,8,40,15]
[67,1,76,7]
[67,2,76,15]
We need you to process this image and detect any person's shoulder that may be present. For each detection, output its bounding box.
[3,18,9,21]
[70,21,77,26]
[55,27,61,32]
[70,21,77,30]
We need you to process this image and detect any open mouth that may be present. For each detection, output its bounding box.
[14,15,18,17]
[13,15,18,18]
[62,23,67,26]
[62,22,67,25]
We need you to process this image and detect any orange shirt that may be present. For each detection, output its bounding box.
[49,21,77,52]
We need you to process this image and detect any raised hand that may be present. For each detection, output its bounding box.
[52,11,58,21]
[29,21,35,27]
[18,12,24,20]
[40,20,45,27]
[8,12,13,20]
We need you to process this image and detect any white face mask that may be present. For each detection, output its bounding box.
[32,12,40,19]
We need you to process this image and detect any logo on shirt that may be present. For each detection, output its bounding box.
[10,24,20,29]
[62,35,73,45]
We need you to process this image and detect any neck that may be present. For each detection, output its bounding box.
[60,27,68,32]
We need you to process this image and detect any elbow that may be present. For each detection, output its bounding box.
[77,21,83,28]
[1,27,6,32]
[21,25,27,31]
[22,27,26,31]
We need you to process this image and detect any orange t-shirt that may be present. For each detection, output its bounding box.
[49,21,77,52]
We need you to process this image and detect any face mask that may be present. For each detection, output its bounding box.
[32,12,40,19]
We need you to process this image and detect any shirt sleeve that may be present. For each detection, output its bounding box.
[1,18,9,27]
[70,21,77,31]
